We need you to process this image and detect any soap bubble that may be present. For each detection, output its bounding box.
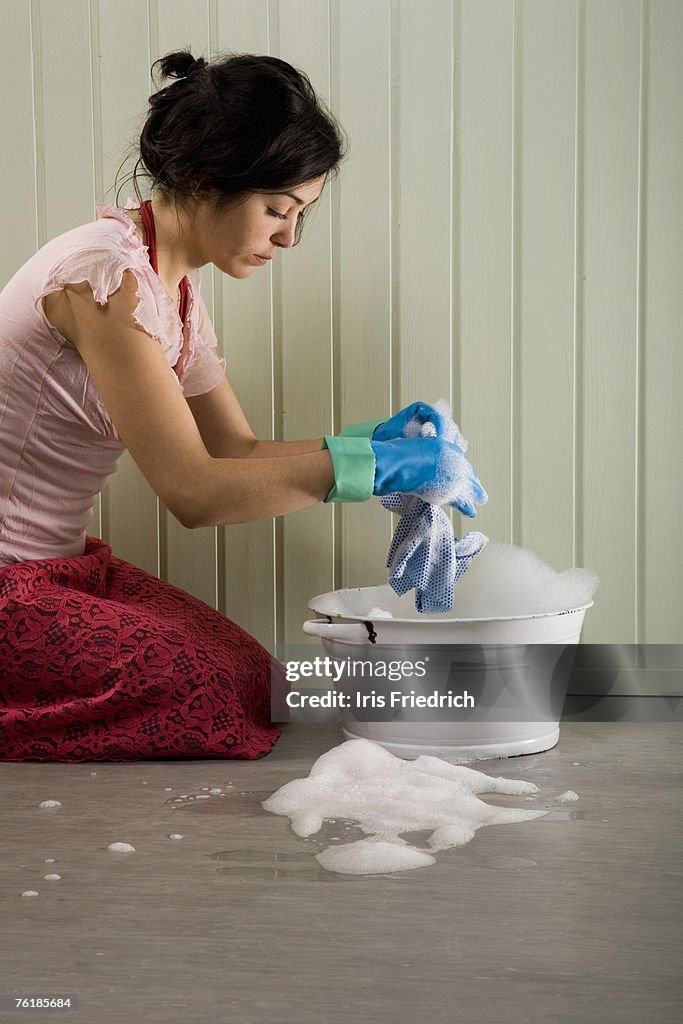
[263,738,547,875]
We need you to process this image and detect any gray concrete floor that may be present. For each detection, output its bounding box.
[1,719,682,1024]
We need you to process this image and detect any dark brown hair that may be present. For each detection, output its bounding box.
[118,49,348,244]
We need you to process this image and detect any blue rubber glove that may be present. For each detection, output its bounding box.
[322,435,487,515]
[372,402,445,442]
[370,437,486,516]
[338,402,445,442]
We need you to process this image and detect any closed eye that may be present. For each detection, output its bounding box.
[267,208,288,220]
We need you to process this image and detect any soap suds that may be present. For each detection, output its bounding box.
[557,790,579,803]
[107,842,136,853]
[317,838,436,874]
[448,542,599,617]
[321,540,599,620]
[366,606,394,619]
[262,738,547,875]
[21,890,39,897]
[38,800,61,809]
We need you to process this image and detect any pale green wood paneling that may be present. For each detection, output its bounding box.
[279,0,336,643]
[582,0,642,643]
[396,0,454,405]
[37,0,94,241]
[337,0,393,590]
[518,1,577,565]
[458,0,515,548]
[643,0,683,643]
[155,0,219,608]
[212,1,277,647]
[0,1,37,284]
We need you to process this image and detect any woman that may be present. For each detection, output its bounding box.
[0,50,485,763]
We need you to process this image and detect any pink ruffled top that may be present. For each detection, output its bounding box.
[0,201,226,564]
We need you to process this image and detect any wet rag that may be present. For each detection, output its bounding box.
[383,401,488,613]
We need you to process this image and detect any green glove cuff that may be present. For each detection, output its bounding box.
[338,418,385,440]
[322,436,376,503]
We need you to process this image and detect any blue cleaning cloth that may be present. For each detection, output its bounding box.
[381,400,489,613]
[381,494,488,613]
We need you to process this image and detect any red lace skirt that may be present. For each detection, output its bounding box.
[0,536,282,762]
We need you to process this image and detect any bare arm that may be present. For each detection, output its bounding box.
[185,380,324,459]
[43,273,335,529]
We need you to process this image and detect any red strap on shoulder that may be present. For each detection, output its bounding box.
[139,200,189,324]
[139,200,157,271]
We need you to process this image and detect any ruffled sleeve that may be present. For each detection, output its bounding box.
[180,278,227,398]
[36,245,179,369]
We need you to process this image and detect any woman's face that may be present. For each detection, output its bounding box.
[193,175,326,278]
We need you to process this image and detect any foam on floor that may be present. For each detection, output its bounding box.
[262,738,548,875]
[557,790,579,803]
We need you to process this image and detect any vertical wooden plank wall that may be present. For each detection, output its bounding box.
[582,0,642,643]
[643,0,683,643]
[458,0,515,549]
[337,0,393,591]
[517,0,576,569]
[396,0,454,411]
[0,2,37,281]
[1,1,681,661]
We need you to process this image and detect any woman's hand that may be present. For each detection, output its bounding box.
[323,435,487,516]
[338,401,444,442]
[371,402,445,442]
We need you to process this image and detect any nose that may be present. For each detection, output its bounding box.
[272,219,297,249]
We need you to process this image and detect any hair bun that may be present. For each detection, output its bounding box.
[156,50,207,82]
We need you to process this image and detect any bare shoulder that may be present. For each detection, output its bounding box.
[43,269,141,350]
